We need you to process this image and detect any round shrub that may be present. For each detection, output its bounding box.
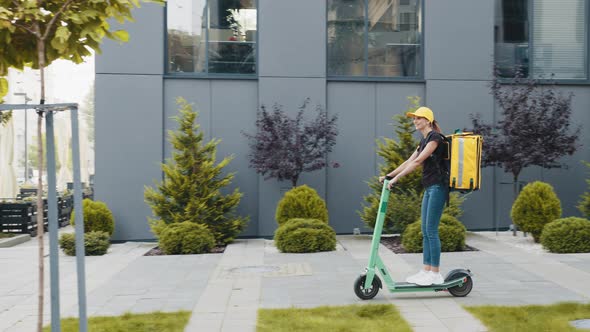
[511,181,561,243]
[275,185,328,226]
[158,222,215,255]
[540,217,590,253]
[274,218,336,253]
[401,214,467,253]
[71,199,115,236]
[59,231,111,256]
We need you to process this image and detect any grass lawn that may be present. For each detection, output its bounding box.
[465,302,590,332]
[257,304,412,332]
[43,311,191,332]
[0,233,15,239]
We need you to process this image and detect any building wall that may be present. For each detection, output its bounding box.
[96,1,590,241]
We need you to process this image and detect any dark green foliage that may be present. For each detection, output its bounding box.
[59,231,110,256]
[145,98,247,245]
[578,161,590,218]
[275,185,328,226]
[541,217,590,253]
[71,199,115,236]
[511,181,561,243]
[158,222,216,255]
[402,214,467,253]
[361,189,422,234]
[274,218,336,253]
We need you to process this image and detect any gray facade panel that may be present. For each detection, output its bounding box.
[96,3,164,75]
[258,0,326,78]
[257,77,327,236]
[326,83,376,234]
[424,0,494,80]
[533,87,590,219]
[425,79,496,230]
[95,74,163,241]
[210,80,259,236]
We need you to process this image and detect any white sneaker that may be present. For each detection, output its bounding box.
[429,271,444,285]
[406,270,428,283]
[413,271,434,286]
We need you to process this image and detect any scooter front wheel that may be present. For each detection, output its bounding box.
[354,275,380,300]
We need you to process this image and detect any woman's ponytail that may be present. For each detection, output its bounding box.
[432,120,442,133]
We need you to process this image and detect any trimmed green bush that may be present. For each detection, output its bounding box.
[401,214,467,253]
[275,185,328,226]
[71,199,115,236]
[59,231,111,256]
[158,222,215,255]
[511,181,561,243]
[274,218,336,253]
[541,217,590,253]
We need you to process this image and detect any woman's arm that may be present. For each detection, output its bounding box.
[387,149,419,177]
[388,140,439,188]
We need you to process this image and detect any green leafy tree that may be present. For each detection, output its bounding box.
[359,96,422,234]
[145,98,248,245]
[0,1,163,330]
[578,161,590,218]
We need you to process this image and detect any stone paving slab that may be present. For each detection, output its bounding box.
[3,231,590,332]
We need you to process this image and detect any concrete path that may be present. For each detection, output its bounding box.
[1,230,590,332]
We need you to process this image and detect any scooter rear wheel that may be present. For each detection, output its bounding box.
[448,275,473,297]
[354,275,380,300]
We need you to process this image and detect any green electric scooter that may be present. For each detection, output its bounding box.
[354,177,473,300]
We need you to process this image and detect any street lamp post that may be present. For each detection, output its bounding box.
[14,92,32,183]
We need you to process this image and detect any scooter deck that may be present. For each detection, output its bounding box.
[386,277,467,293]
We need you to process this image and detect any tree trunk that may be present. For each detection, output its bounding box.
[36,37,46,332]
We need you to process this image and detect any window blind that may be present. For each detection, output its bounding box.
[532,0,587,79]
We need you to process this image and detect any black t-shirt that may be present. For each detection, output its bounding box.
[418,131,447,188]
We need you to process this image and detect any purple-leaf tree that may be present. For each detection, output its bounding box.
[470,66,581,205]
[244,99,339,187]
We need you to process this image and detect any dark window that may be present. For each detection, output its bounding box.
[167,0,257,75]
[495,0,587,80]
[328,0,422,78]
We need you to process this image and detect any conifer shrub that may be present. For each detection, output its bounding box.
[578,161,590,218]
[275,185,328,226]
[145,98,247,246]
[511,181,561,243]
[71,199,115,236]
[158,222,215,255]
[402,214,466,253]
[274,218,336,253]
[59,231,110,256]
[361,189,422,234]
[540,217,590,253]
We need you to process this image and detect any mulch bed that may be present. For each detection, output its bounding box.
[380,235,479,254]
[144,246,226,256]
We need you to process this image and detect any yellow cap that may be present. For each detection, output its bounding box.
[406,106,434,123]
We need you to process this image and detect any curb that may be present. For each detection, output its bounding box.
[0,234,31,248]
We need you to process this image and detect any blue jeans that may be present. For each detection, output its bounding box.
[421,184,448,268]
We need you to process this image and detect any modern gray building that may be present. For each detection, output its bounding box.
[96,0,590,241]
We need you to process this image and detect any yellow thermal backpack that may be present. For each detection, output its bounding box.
[442,132,483,192]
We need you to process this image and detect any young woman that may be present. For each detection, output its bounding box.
[379,106,448,286]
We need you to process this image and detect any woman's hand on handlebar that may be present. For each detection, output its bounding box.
[387,176,398,190]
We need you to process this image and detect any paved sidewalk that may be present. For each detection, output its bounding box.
[1,230,589,332]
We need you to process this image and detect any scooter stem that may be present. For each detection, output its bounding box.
[364,180,391,288]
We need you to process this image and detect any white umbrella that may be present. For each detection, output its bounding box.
[0,118,17,199]
[55,114,72,190]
